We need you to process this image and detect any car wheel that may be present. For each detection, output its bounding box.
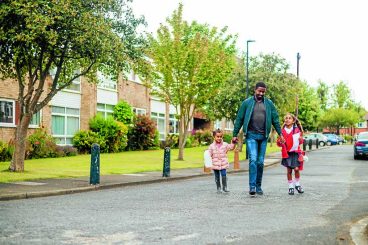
[327,141,332,146]
[319,141,325,147]
[354,154,358,160]
[338,141,343,145]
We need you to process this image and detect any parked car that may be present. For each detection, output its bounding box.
[303,133,328,146]
[336,135,346,144]
[354,132,368,160]
[324,133,341,145]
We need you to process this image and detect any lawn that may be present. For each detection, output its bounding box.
[0,144,280,183]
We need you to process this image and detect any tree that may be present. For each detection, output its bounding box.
[297,82,321,131]
[319,108,361,135]
[203,56,245,124]
[332,81,351,108]
[316,80,329,111]
[249,53,299,117]
[0,0,147,171]
[147,4,237,160]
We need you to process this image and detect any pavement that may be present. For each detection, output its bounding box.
[0,150,284,201]
[1,146,367,244]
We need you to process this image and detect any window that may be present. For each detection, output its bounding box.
[97,103,115,119]
[50,68,81,92]
[169,114,179,134]
[0,99,15,125]
[151,112,165,140]
[51,106,80,145]
[225,120,233,130]
[133,108,146,116]
[214,120,221,130]
[29,110,41,127]
[97,71,117,91]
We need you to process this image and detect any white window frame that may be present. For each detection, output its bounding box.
[97,71,117,91]
[0,99,15,127]
[29,109,42,128]
[169,114,179,134]
[133,107,146,116]
[51,106,80,145]
[151,112,166,140]
[50,68,81,93]
[225,120,233,130]
[214,119,221,130]
[97,103,115,119]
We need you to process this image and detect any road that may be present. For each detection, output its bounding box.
[1,145,368,244]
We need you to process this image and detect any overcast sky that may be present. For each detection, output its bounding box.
[132,0,368,109]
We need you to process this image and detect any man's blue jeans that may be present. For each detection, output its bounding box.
[246,131,267,190]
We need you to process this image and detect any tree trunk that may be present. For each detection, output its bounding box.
[9,115,31,172]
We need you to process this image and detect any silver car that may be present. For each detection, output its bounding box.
[303,133,328,147]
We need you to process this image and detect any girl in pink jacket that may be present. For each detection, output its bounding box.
[208,129,235,193]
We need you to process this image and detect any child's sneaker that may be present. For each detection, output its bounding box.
[288,188,294,195]
[295,185,304,194]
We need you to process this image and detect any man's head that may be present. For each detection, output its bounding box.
[254,81,267,101]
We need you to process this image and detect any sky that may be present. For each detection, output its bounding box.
[131,0,368,109]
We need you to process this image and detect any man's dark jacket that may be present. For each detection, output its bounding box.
[233,96,282,139]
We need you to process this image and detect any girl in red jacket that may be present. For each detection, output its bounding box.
[208,129,235,193]
[277,113,305,195]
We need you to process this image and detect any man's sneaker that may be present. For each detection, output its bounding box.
[249,187,256,196]
[288,188,294,195]
[256,187,263,195]
[295,185,304,194]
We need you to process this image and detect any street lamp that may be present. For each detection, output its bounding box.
[246,40,255,98]
[295,52,301,117]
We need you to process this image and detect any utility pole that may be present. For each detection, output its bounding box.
[295,52,301,117]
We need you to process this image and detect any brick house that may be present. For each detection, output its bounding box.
[1,72,230,145]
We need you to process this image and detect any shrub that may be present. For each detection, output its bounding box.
[0,141,13,162]
[127,115,160,150]
[26,129,58,159]
[165,134,179,148]
[89,115,128,153]
[223,133,232,143]
[113,100,135,125]
[193,129,213,145]
[73,130,106,154]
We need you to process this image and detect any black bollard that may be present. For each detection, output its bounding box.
[163,147,170,177]
[303,139,307,151]
[90,143,100,185]
[316,138,319,149]
[308,139,312,150]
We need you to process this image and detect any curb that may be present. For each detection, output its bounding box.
[0,158,281,201]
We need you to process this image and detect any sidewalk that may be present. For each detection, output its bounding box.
[0,151,284,201]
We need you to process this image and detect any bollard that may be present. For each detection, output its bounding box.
[162,147,170,177]
[303,139,307,151]
[90,143,100,185]
[308,139,312,150]
[234,148,240,170]
[316,138,319,149]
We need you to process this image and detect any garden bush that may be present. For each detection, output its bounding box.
[89,115,128,153]
[0,141,13,162]
[113,100,135,126]
[127,115,160,150]
[72,130,106,154]
[26,129,59,159]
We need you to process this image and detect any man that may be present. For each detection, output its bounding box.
[232,81,284,196]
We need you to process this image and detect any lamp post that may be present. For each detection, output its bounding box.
[295,52,301,117]
[246,40,255,98]
[245,40,255,160]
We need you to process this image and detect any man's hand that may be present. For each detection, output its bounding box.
[279,135,285,143]
[232,137,238,144]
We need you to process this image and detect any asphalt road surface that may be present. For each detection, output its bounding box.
[1,145,368,244]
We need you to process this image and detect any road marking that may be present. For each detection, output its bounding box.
[172,233,199,241]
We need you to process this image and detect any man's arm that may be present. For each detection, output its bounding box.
[232,100,247,139]
[270,101,282,136]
